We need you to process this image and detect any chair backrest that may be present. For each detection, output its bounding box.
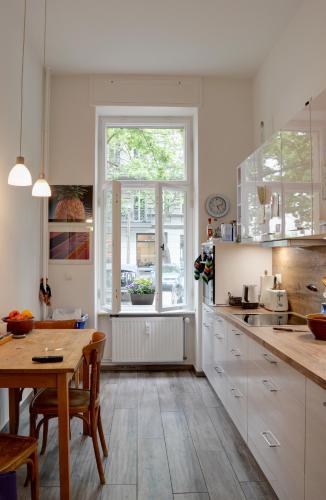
[82,331,106,406]
[34,319,77,329]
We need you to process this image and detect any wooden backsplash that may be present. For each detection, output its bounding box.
[272,246,326,315]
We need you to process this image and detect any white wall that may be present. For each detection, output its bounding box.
[0,1,43,428]
[48,74,253,369]
[253,0,326,146]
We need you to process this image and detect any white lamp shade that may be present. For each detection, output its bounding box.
[8,156,32,186]
[32,177,51,197]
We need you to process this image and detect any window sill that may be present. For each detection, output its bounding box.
[97,310,195,317]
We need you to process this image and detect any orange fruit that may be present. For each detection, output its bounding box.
[21,309,33,319]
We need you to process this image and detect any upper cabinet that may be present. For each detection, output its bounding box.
[238,87,326,242]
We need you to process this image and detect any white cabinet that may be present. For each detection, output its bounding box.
[237,101,322,241]
[247,341,305,500]
[225,324,248,440]
[202,309,310,500]
[305,379,326,500]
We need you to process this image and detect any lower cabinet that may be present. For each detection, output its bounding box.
[202,309,312,500]
[247,340,305,500]
[305,379,326,500]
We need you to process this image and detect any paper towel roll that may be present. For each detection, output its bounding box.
[260,274,274,292]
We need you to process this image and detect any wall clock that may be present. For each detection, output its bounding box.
[205,194,230,218]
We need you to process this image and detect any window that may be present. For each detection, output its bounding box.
[98,116,193,312]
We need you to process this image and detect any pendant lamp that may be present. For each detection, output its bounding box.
[8,0,32,187]
[32,0,51,197]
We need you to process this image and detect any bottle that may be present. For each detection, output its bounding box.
[207,218,213,240]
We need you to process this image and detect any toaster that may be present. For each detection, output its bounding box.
[263,289,288,312]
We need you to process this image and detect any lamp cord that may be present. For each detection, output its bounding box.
[19,0,27,157]
[40,0,47,175]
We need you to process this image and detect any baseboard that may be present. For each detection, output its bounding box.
[193,368,205,377]
[0,390,33,433]
[101,364,194,372]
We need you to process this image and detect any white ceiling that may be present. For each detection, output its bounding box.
[36,0,303,76]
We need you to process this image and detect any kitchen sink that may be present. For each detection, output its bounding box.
[232,312,307,327]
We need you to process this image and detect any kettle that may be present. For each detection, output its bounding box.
[242,284,258,304]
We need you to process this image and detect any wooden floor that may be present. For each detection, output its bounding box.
[15,371,277,500]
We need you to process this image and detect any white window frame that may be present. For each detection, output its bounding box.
[97,115,193,313]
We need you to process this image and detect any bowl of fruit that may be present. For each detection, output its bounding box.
[306,313,326,341]
[3,310,34,335]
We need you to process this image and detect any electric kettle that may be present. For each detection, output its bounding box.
[242,284,259,308]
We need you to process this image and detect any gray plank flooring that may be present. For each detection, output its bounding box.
[15,370,277,500]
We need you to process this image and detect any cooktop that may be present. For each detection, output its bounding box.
[232,313,307,327]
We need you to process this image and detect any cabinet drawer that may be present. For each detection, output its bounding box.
[228,324,247,352]
[248,359,304,500]
[305,380,326,500]
[226,378,247,441]
[249,338,305,408]
[210,363,227,404]
[226,332,248,397]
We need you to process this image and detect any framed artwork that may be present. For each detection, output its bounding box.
[48,185,93,223]
[49,229,91,264]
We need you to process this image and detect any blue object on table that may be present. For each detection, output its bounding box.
[0,471,17,500]
[321,303,326,314]
[76,314,88,329]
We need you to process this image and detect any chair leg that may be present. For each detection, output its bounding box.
[91,411,106,484]
[40,416,49,455]
[30,413,37,438]
[30,450,40,500]
[97,409,108,457]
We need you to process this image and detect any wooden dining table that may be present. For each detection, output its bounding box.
[0,328,94,500]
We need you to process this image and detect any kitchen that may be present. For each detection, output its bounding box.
[1,1,326,500]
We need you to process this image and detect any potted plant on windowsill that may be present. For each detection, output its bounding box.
[127,278,155,306]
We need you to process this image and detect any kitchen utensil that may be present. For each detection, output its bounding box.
[228,292,242,307]
[273,327,306,332]
[306,313,326,340]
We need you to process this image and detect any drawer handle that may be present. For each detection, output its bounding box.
[261,431,280,448]
[230,387,243,398]
[263,353,278,364]
[214,365,224,374]
[232,330,242,336]
[262,379,278,392]
[231,348,241,357]
[214,334,223,340]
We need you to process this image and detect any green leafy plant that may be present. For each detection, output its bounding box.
[126,278,155,295]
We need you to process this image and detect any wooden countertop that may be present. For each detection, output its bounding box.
[209,305,326,389]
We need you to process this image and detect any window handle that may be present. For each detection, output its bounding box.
[160,243,165,251]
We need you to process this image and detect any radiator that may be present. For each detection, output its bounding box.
[112,317,184,362]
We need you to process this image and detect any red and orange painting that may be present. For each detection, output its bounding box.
[49,232,90,261]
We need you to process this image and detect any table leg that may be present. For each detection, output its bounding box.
[82,358,90,435]
[8,388,21,434]
[57,373,71,500]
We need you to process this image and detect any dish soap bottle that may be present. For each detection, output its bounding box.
[207,218,213,240]
[321,276,326,313]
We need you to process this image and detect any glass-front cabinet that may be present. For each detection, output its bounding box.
[238,89,326,241]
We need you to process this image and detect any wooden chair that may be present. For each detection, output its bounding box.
[0,433,39,500]
[29,331,108,484]
[34,319,77,329]
[34,319,82,387]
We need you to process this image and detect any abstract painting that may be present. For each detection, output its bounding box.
[49,231,90,261]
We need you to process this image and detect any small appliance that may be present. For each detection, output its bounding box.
[242,284,259,309]
[263,289,288,312]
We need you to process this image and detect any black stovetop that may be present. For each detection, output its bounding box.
[232,312,307,327]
